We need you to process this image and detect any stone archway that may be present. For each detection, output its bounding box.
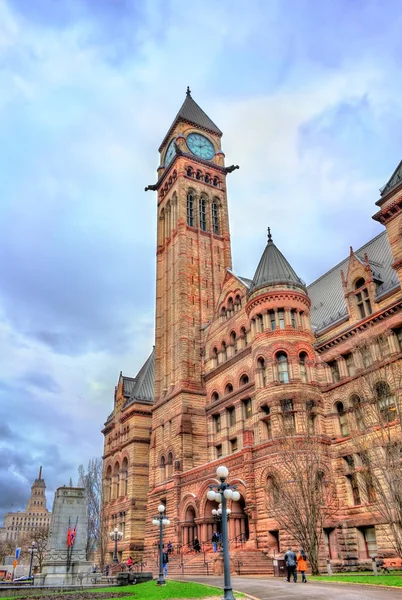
[228,494,249,542]
[182,505,197,551]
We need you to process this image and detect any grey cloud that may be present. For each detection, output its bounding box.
[21,372,61,394]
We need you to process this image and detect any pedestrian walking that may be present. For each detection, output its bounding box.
[284,547,297,582]
[212,531,219,552]
[162,550,169,577]
[297,548,307,582]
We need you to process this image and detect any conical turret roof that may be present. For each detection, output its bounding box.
[159,87,222,151]
[249,229,306,293]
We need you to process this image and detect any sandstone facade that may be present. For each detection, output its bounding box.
[102,91,402,569]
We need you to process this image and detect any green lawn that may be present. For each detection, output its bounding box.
[311,572,402,587]
[94,580,225,598]
[0,580,229,600]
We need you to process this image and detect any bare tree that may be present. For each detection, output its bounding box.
[266,398,339,574]
[0,540,15,564]
[347,333,402,557]
[77,458,105,564]
[19,526,49,572]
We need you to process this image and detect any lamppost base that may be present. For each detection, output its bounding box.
[156,576,166,585]
[222,587,235,600]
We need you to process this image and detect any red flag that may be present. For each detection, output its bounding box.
[67,527,71,547]
[70,526,76,546]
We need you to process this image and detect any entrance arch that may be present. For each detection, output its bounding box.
[182,506,197,550]
[228,494,249,541]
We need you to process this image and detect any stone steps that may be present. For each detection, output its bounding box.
[144,548,274,576]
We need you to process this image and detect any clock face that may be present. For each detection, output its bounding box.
[186,133,215,160]
[165,139,176,166]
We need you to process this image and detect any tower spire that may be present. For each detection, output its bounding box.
[39,466,42,479]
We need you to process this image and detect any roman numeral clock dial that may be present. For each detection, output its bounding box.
[186,133,215,160]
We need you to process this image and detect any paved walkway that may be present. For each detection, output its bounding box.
[175,575,402,599]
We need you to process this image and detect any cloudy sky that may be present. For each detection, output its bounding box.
[0,0,401,520]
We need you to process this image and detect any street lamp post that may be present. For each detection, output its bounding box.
[152,504,170,586]
[28,542,37,579]
[207,466,241,600]
[109,527,123,564]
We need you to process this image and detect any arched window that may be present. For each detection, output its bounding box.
[240,374,249,386]
[241,326,248,347]
[211,391,219,402]
[278,309,285,329]
[269,310,276,330]
[167,452,173,478]
[187,192,194,226]
[205,173,210,183]
[299,352,308,383]
[256,314,264,333]
[113,462,120,499]
[281,399,295,433]
[199,197,207,231]
[276,352,289,384]
[196,170,202,180]
[160,456,166,481]
[336,402,348,437]
[213,176,218,187]
[212,201,219,234]
[351,394,365,430]
[186,166,193,177]
[224,383,233,395]
[355,278,372,319]
[121,457,128,496]
[329,360,340,383]
[227,297,234,313]
[266,476,280,505]
[230,331,237,353]
[291,309,296,329]
[212,347,218,367]
[375,381,395,422]
[257,357,267,387]
[220,307,226,320]
[105,466,112,503]
[222,341,227,361]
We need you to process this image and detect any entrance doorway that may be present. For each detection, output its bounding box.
[182,506,197,551]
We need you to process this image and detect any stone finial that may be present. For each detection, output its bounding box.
[186,86,191,97]
[267,227,273,243]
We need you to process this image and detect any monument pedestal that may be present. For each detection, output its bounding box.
[35,486,91,587]
[36,560,93,586]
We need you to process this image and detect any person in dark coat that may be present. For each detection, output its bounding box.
[211,531,219,552]
[284,547,297,582]
[193,537,201,553]
[162,550,169,577]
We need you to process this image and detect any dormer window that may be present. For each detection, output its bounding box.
[355,278,372,319]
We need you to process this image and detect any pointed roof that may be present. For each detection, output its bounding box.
[249,228,307,294]
[159,87,222,151]
[379,159,402,198]
[123,348,155,408]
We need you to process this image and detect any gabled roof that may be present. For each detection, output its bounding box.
[249,229,306,294]
[379,159,402,198]
[308,231,398,332]
[123,348,155,409]
[159,88,222,152]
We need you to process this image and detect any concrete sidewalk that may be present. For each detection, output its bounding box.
[175,574,402,599]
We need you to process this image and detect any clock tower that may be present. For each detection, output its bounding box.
[146,88,237,493]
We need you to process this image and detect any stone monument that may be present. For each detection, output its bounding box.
[35,486,92,585]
